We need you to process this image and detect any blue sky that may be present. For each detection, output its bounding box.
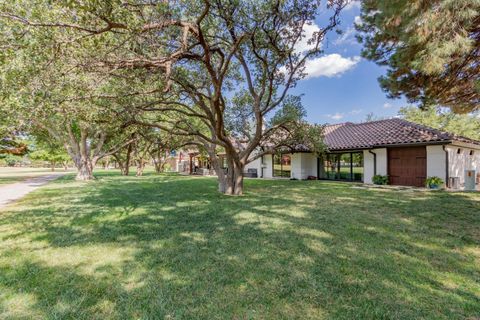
[290,2,407,124]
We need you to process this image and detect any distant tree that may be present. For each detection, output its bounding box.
[29,149,70,171]
[112,134,136,176]
[357,0,480,113]
[399,106,480,140]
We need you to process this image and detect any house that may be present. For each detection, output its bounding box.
[245,118,480,189]
[163,149,221,175]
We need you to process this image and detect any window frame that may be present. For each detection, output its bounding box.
[272,153,292,178]
[319,152,363,182]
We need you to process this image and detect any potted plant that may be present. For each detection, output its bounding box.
[425,176,444,189]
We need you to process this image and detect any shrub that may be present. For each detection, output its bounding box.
[372,174,389,185]
[425,176,444,189]
[3,154,23,167]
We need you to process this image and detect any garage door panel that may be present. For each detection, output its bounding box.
[388,147,426,187]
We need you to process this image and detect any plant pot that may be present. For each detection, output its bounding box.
[428,184,439,189]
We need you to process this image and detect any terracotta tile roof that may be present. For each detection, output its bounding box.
[323,118,480,151]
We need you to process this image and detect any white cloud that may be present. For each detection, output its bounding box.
[304,54,360,78]
[326,109,362,121]
[344,0,361,10]
[334,27,357,45]
[383,102,393,109]
[328,113,345,120]
[354,16,363,26]
[295,22,322,53]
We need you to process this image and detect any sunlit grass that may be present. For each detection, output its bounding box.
[0,171,479,319]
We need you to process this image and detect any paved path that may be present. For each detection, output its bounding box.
[0,173,65,209]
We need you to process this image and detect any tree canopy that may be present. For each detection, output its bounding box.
[399,106,480,140]
[357,0,480,113]
[0,0,344,194]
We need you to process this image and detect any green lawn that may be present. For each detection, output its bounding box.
[0,172,479,319]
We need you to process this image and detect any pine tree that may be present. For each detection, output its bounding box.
[357,0,480,113]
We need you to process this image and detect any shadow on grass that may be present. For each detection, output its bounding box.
[0,173,479,319]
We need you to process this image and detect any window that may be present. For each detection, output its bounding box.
[319,152,363,182]
[273,154,291,177]
[457,148,462,154]
[469,150,474,156]
[351,153,364,181]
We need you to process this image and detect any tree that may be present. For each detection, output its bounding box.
[357,0,480,113]
[112,133,136,176]
[1,0,344,194]
[29,149,70,171]
[137,128,188,175]
[0,12,140,180]
[399,106,480,140]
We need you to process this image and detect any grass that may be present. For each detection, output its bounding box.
[0,171,479,319]
[0,167,67,185]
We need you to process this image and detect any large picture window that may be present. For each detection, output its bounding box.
[319,152,363,182]
[273,154,291,177]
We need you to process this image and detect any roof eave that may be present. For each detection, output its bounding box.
[326,140,452,152]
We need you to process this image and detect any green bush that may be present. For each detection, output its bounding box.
[372,174,389,185]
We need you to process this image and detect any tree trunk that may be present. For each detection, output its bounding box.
[63,162,68,171]
[103,158,110,170]
[75,159,94,180]
[232,163,244,195]
[113,154,129,176]
[211,156,228,193]
[51,161,56,172]
[136,159,146,176]
[123,142,133,176]
[152,157,161,173]
[213,154,244,195]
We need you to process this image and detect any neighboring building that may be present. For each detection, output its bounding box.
[162,149,218,175]
[245,118,480,189]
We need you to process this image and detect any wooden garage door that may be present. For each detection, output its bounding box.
[388,147,426,187]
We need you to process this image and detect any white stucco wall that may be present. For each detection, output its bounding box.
[244,157,262,176]
[303,153,318,178]
[363,150,374,184]
[426,145,447,184]
[290,153,318,180]
[363,148,387,184]
[376,148,388,175]
[446,144,480,186]
[291,153,302,179]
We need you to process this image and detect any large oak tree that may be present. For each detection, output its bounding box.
[1,0,344,193]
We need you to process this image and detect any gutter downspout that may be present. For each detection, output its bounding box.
[260,155,264,178]
[443,145,449,188]
[368,150,377,176]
